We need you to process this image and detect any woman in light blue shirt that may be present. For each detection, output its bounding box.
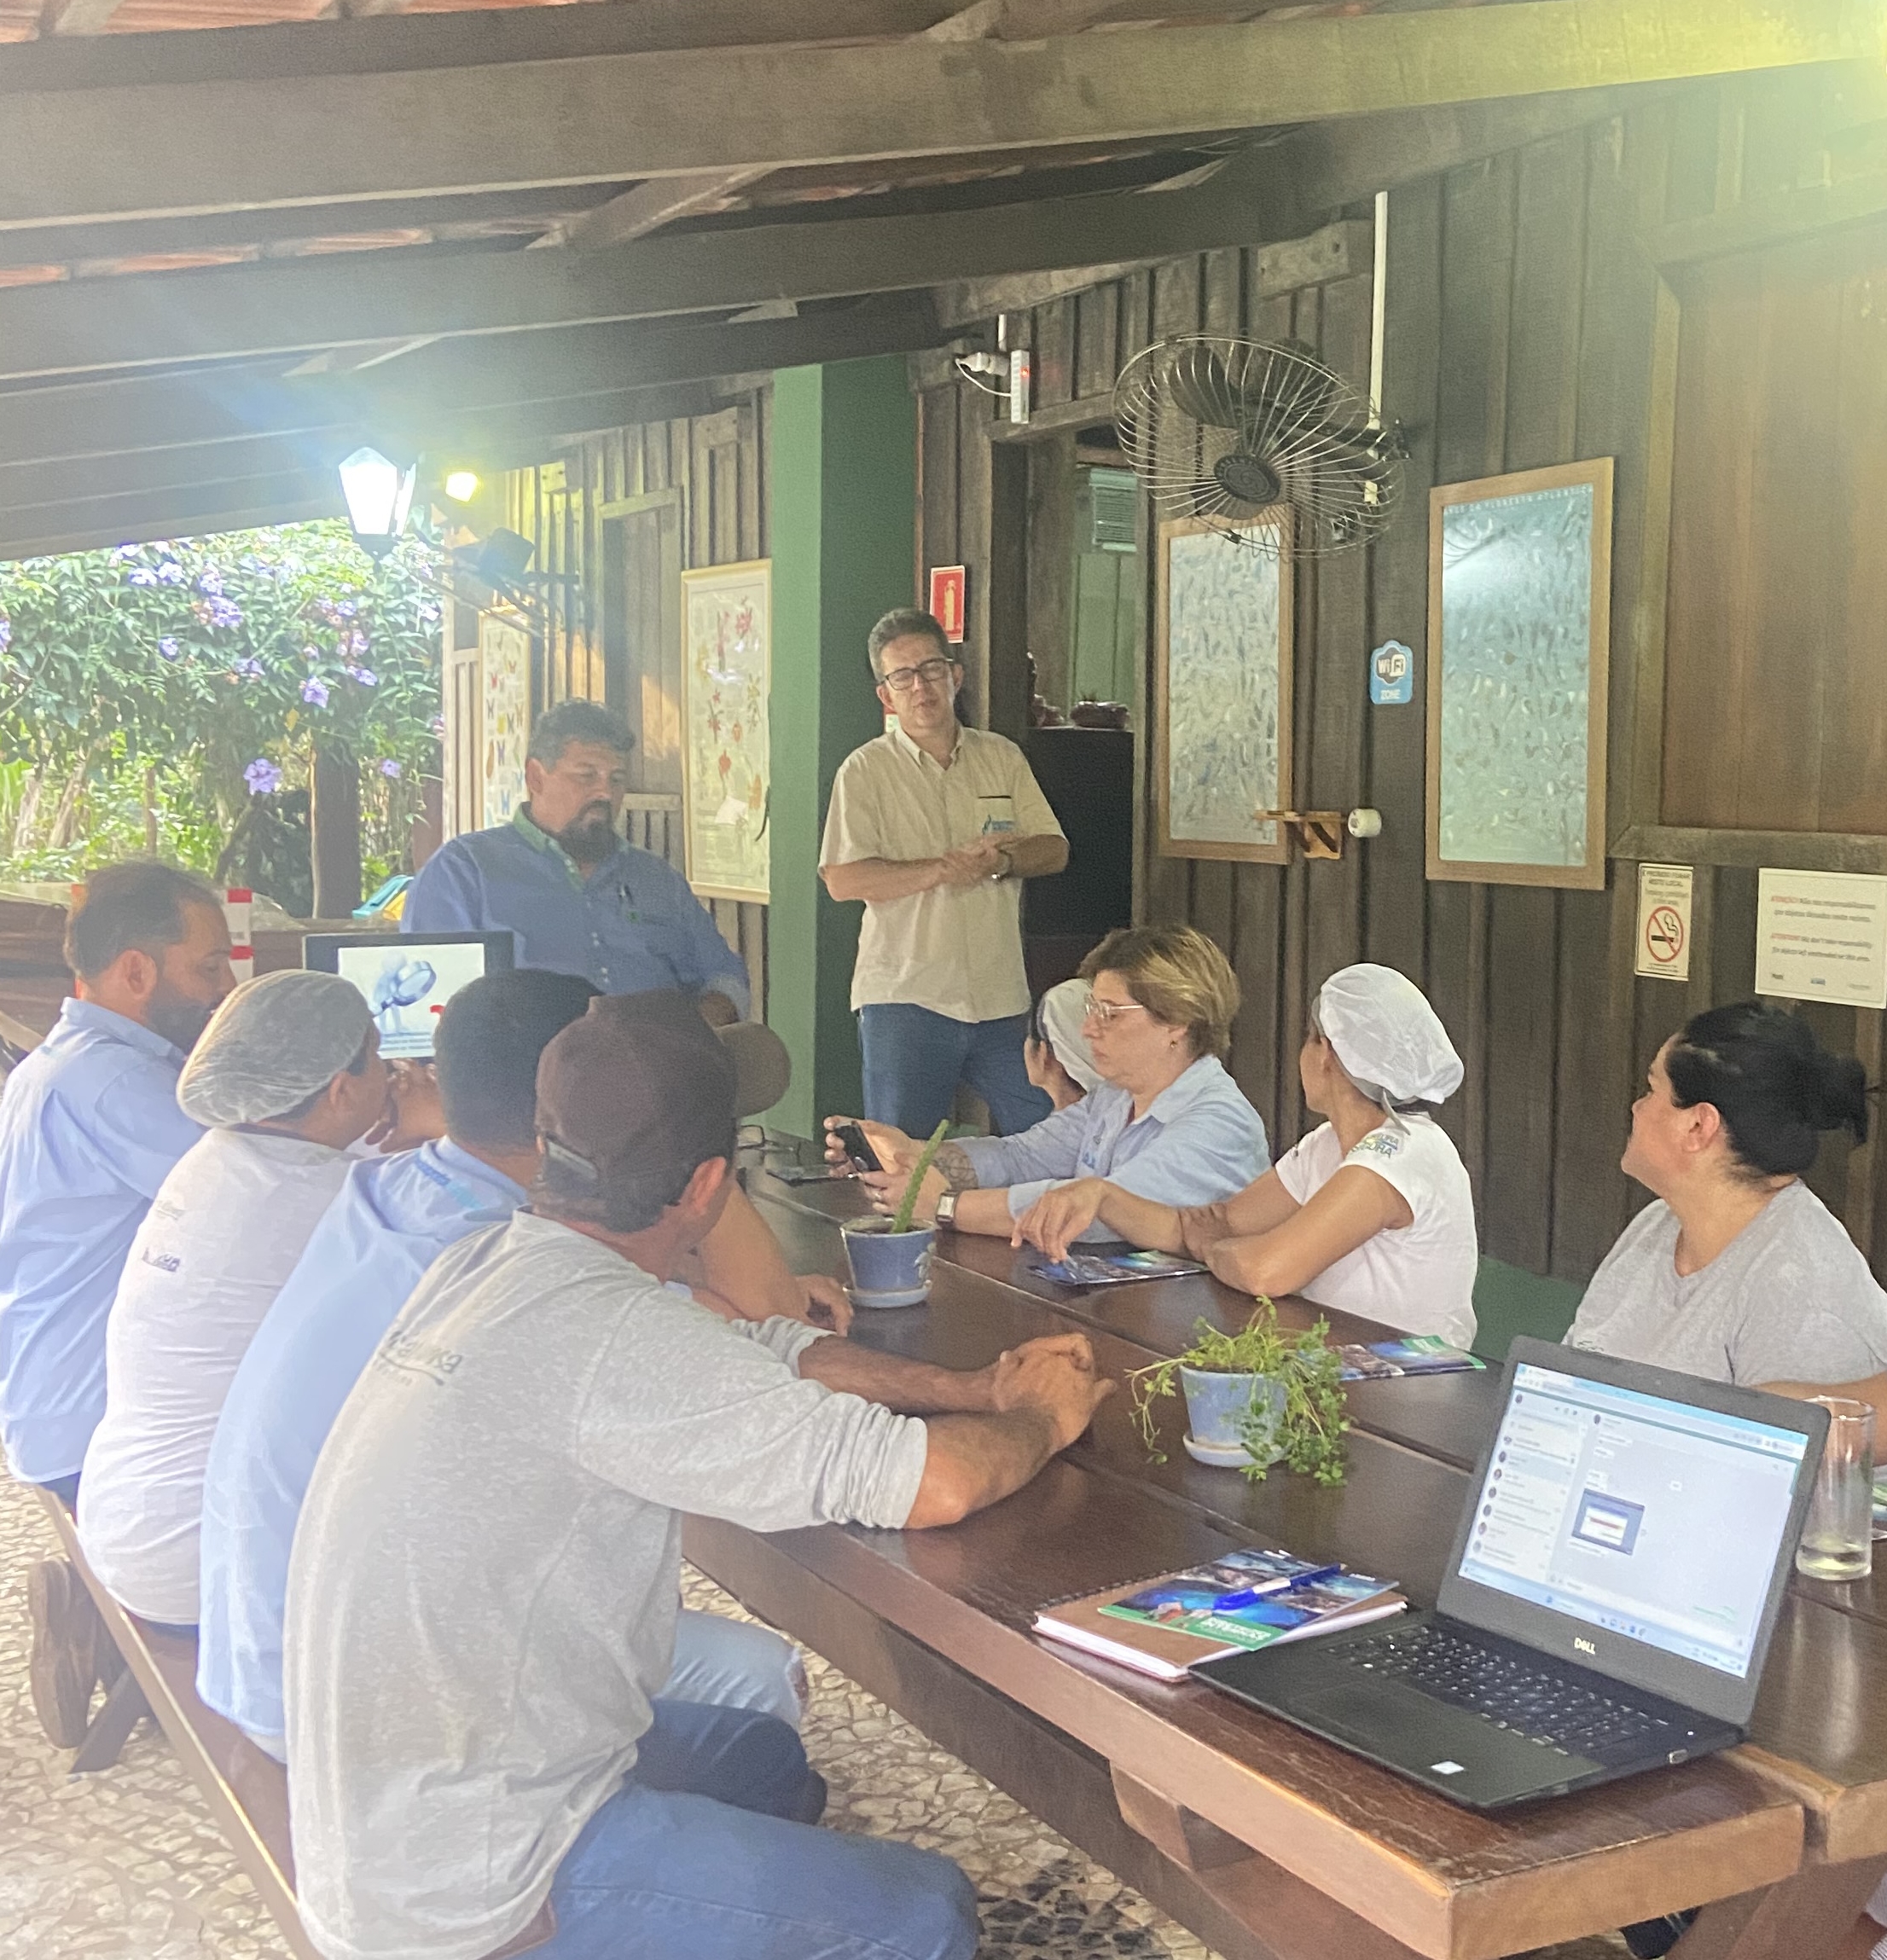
[829,925,1268,1239]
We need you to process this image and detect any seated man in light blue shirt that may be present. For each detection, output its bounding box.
[827,925,1268,1241]
[402,698,751,1020]
[197,972,833,1761]
[0,861,235,1747]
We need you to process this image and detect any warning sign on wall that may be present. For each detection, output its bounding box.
[1634,863,1693,983]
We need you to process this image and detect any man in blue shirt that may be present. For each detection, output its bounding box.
[0,861,235,1745]
[403,699,751,1020]
[197,973,829,1760]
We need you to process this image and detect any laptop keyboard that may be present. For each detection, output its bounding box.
[1340,1622,1688,1760]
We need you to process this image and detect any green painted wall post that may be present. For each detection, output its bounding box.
[767,357,916,1136]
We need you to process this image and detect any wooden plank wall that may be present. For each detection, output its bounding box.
[914,93,1887,1285]
[502,386,772,1018]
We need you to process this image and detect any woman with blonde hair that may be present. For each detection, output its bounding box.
[826,925,1268,1240]
[1018,963,1478,1345]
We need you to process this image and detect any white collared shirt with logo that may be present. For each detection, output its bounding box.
[821,722,1064,1023]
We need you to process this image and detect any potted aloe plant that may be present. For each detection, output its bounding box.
[1129,1298,1350,1486]
[839,1121,949,1308]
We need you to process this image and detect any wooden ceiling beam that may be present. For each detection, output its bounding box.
[0,187,618,271]
[0,296,942,469]
[0,473,344,562]
[0,0,1864,231]
[0,159,1300,378]
[0,0,957,93]
[40,0,131,38]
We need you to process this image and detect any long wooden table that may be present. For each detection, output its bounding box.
[681,1149,1887,1960]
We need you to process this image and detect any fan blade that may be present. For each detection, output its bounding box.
[1164,342,1245,430]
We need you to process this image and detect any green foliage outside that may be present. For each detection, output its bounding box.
[0,520,444,900]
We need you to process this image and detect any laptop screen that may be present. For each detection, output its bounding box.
[1454,1359,1809,1679]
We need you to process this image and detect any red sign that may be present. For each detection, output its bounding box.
[928,565,967,643]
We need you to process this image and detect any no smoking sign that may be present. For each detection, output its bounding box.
[1634,864,1693,983]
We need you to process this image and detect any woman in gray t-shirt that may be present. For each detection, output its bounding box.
[1569,1000,1886,1388]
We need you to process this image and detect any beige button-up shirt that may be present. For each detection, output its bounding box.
[821,722,1064,1022]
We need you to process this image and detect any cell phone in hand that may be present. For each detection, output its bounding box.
[833,1122,882,1174]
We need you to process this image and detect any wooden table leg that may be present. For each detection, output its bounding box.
[69,1666,148,1774]
[1670,1857,1887,1960]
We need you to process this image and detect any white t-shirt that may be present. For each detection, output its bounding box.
[1272,1114,1478,1347]
[78,1127,352,1624]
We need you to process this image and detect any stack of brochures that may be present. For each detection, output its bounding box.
[1032,1546,1404,1682]
[1336,1336,1484,1381]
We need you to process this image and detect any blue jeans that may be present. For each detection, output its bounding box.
[857,1005,1050,1138]
[540,1702,978,1960]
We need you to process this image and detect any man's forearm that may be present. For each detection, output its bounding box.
[821,858,941,903]
[907,1406,1064,1527]
[694,1184,802,1320]
[999,832,1069,879]
[798,1337,992,1414]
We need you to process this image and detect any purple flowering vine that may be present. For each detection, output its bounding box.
[301,677,330,709]
[157,636,180,661]
[244,757,283,797]
[126,565,159,588]
[0,616,10,654]
[197,567,224,597]
[345,665,378,688]
[231,657,264,680]
[155,561,187,588]
[378,758,402,779]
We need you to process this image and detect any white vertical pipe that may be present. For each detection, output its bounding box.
[1369,188,1389,420]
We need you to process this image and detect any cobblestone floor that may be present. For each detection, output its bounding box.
[0,1465,1625,1959]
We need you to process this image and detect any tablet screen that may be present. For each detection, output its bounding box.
[334,938,496,1060]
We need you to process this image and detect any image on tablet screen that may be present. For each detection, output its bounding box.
[334,940,492,1059]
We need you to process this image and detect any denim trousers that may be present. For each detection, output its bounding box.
[538,1701,980,1960]
[857,1003,1050,1138]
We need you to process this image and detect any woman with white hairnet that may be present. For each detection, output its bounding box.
[1019,963,1478,1346]
[76,971,394,1630]
[1025,979,1101,1112]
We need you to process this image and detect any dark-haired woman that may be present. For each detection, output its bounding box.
[1568,1001,1887,1385]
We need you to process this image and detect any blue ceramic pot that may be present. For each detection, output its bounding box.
[840,1221,937,1308]
[1180,1367,1288,1469]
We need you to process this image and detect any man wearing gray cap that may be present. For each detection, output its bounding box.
[75,971,389,1631]
[287,999,1111,1960]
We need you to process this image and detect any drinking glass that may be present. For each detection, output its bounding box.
[1797,1397,1875,1583]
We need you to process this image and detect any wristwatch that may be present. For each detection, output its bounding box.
[935,1189,960,1228]
[990,844,1015,882]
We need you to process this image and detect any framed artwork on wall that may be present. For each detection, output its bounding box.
[680,559,771,904]
[477,612,532,831]
[1153,509,1294,864]
[1426,458,1613,890]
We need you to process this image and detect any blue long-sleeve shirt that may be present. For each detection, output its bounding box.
[0,1000,203,1484]
[404,808,751,1014]
[956,1053,1269,1234]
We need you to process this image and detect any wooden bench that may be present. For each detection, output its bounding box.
[33,1487,319,1960]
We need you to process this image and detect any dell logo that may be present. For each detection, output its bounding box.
[1573,1637,1597,1656]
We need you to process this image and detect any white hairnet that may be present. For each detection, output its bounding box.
[1037,979,1102,1093]
[1315,964,1463,1109]
[177,970,374,1128]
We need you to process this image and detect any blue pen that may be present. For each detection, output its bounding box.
[1213,1564,1342,1610]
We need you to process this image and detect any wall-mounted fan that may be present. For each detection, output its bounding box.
[1113,335,1404,556]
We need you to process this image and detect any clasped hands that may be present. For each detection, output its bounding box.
[930,838,1005,890]
[978,1331,1114,1447]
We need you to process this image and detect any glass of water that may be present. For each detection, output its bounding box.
[1797,1397,1875,1583]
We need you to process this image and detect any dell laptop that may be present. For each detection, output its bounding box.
[1191,1337,1828,1808]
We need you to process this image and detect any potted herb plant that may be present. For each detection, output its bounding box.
[1129,1298,1349,1486]
[839,1121,949,1308]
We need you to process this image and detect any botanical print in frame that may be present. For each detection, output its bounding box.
[680,559,771,904]
[1426,459,1613,890]
[1155,510,1294,865]
[478,612,531,830]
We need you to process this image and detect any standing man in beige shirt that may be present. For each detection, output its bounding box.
[820,608,1069,1135]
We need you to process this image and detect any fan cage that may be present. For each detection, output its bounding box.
[1112,335,1403,557]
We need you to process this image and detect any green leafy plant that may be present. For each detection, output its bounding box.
[1128,1297,1350,1486]
[891,1121,951,1234]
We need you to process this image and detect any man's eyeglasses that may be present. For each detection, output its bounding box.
[880,657,955,695]
[1083,992,1149,1028]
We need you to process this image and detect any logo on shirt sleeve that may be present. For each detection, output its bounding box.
[1350,1129,1405,1163]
